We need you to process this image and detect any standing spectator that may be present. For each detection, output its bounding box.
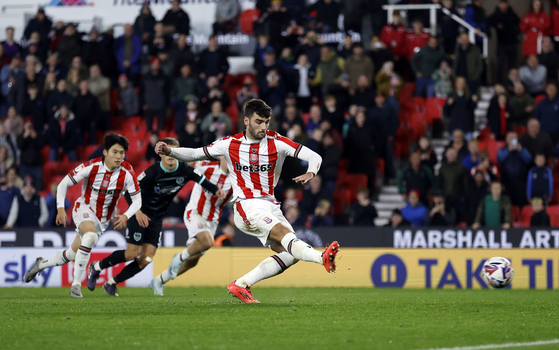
[349,187,378,226]
[253,35,275,69]
[404,19,430,62]
[368,93,398,182]
[506,68,522,94]
[141,57,170,132]
[438,148,468,218]
[488,94,513,140]
[375,61,403,100]
[424,189,457,227]
[519,55,547,96]
[45,182,70,228]
[308,0,341,33]
[17,118,44,190]
[527,153,553,203]
[445,78,478,137]
[66,68,81,97]
[149,22,173,57]
[306,105,323,136]
[24,8,52,47]
[56,24,82,69]
[465,170,489,225]
[384,209,410,228]
[213,0,240,35]
[519,118,555,160]
[337,34,353,59]
[253,0,291,49]
[1,54,23,110]
[294,31,322,66]
[498,131,532,206]
[530,197,550,227]
[312,46,344,97]
[472,181,512,229]
[538,38,559,83]
[47,105,79,161]
[344,43,374,91]
[520,0,551,57]
[5,106,23,137]
[236,76,258,113]
[433,59,453,98]
[310,199,334,227]
[344,110,376,192]
[278,104,304,135]
[178,121,203,149]
[5,177,47,228]
[401,190,428,227]
[411,37,445,98]
[397,152,436,204]
[169,34,195,76]
[82,28,104,71]
[73,80,101,145]
[321,95,344,133]
[118,74,139,118]
[350,75,375,108]
[465,0,487,46]
[438,0,460,55]
[259,69,286,112]
[0,121,17,162]
[292,54,313,112]
[196,36,230,82]
[509,82,535,127]
[470,151,500,184]
[88,64,111,130]
[488,0,520,84]
[200,76,229,115]
[2,27,21,59]
[535,83,559,143]
[22,83,45,132]
[171,63,203,126]
[0,145,13,176]
[300,175,328,218]
[15,63,40,112]
[367,36,394,76]
[114,24,142,85]
[200,101,232,144]
[453,33,483,95]
[462,139,480,171]
[145,131,159,163]
[0,46,9,71]
[162,0,191,35]
[380,11,407,72]
[0,174,20,227]
[416,136,438,172]
[319,131,341,197]
[133,2,156,42]
[40,54,66,81]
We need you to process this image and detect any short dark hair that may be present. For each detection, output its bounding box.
[244,99,272,120]
[162,137,179,147]
[103,133,129,151]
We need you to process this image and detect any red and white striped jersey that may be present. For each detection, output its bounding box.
[67,157,140,225]
[185,161,233,222]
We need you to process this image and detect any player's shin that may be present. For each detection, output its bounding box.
[39,248,76,269]
[95,250,127,271]
[111,260,143,285]
[73,232,98,286]
[280,232,322,264]
[236,252,298,288]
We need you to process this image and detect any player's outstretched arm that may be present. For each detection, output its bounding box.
[55,176,76,227]
[155,141,221,162]
[115,191,142,230]
[292,146,322,185]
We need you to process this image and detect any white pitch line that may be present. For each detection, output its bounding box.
[417,339,559,350]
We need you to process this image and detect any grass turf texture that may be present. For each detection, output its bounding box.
[1,288,558,350]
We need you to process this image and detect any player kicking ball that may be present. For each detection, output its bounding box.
[155,99,339,303]
[23,134,141,297]
[150,156,233,295]
[87,138,226,296]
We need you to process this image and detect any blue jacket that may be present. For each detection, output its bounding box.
[401,202,428,227]
[535,97,559,136]
[0,186,20,225]
[114,34,142,75]
[527,166,553,199]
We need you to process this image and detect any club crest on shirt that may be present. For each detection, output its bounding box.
[102,179,110,188]
[263,217,273,224]
[137,171,146,181]
[133,232,142,241]
[197,223,204,228]
[250,153,258,163]
[84,213,89,218]
[74,164,84,173]
[176,177,185,185]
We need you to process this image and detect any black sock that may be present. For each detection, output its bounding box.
[113,260,143,285]
[99,250,127,270]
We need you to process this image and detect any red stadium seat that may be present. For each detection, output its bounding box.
[547,205,559,227]
[240,9,260,34]
[511,205,521,223]
[521,205,534,225]
[376,158,385,174]
[534,94,546,106]
[512,125,527,137]
[333,188,352,216]
[413,97,426,111]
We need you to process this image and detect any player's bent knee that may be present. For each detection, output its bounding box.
[81,232,98,248]
[138,255,153,269]
[125,245,142,261]
[197,232,214,250]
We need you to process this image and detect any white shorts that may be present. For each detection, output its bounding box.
[184,210,218,246]
[72,200,107,235]
[233,199,294,247]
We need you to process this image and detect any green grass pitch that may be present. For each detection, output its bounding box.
[1,287,558,350]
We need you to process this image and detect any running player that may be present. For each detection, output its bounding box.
[23,134,141,297]
[150,156,233,295]
[87,138,226,296]
[155,99,339,303]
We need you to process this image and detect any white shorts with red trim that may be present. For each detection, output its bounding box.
[184,210,219,246]
[233,198,294,247]
[72,199,108,235]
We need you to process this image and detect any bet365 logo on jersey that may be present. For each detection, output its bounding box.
[235,162,273,172]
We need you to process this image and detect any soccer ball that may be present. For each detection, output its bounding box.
[481,257,514,288]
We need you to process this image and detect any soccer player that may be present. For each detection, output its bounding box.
[23,134,141,297]
[87,138,226,296]
[150,156,233,295]
[155,99,339,303]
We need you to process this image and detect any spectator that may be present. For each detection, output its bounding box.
[88,64,111,130]
[45,182,70,227]
[368,93,398,182]
[300,175,328,218]
[254,35,275,69]
[308,0,340,33]
[283,187,300,211]
[17,118,44,190]
[56,24,82,69]
[465,0,487,45]
[23,33,46,65]
[312,46,344,97]
[488,94,513,140]
[519,55,547,96]
[86,27,118,81]
[278,104,304,135]
[254,0,291,49]
[0,145,13,176]
[453,33,483,95]
[285,206,307,227]
[519,118,555,160]
[196,36,230,82]
[236,76,258,113]
[509,82,535,127]
[384,208,411,228]
[462,139,480,171]
[41,72,57,101]
[375,61,403,100]
[473,181,512,229]
[47,105,79,161]
[133,2,156,42]
[47,79,73,119]
[404,19,430,62]
[538,38,559,82]
[465,170,489,225]
[114,24,142,84]
[0,174,20,227]
[438,0,460,55]
[488,0,520,84]
[416,135,438,172]
[530,197,550,227]
[470,151,499,184]
[49,21,66,52]
[41,54,66,81]
[182,95,201,126]
[66,68,80,96]
[438,148,468,216]
[350,75,375,108]
[445,78,477,138]
[118,74,139,118]
[527,153,553,203]
[200,76,230,115]
[397,152,435,204]
[424,189,457,226]
[14,63,40,112]
[498,131,532,206]
[310,199,334,227]
[411,37,445,98]
[73,80,101,145]
[367,36,394,76]
[145,131,160,163]
[162,0,191,35]
[141,57,170,131]
[292,54,313,112]
[5,106,23,137]
[178,121,204,149]
[24,8,52,46]
[337,34,353,59]
[401,190,428,227]
[21,83,45,132]
[433,59,452,98]
[2,27,21,59]
[380,11,407,68]
[520,0,550,57]
[0,46,9,71]
[255,48,282,83]
[505,68,521,94]
[5,177,47,228]
[6,168,22,193]
[200,100,232,144]
[554,0,559,52]
[321,95,344,133]
[259,69,286,112]
[294,30,322,67]
[1,54,22,110]
[345,43,374,91]
[171,63,203,124]
[319,131,341,196]
[306,128,323,155]
[149,22,173,58]
[0,121,17,162]
[213,0,240,34]
[345,110,376,191]
[535,83,559,143]
[349,187,378,226]
[169,34,195,76]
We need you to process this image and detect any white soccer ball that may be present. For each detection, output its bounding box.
[481,257,514,289]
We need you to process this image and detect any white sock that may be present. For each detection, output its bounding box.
[280,232,322,264]
[73,245,92,286]
[39,248,75,269]
[159,269,174,284]
[93,261,101,271]
[236,252,298,288]
[107,278,116,285]
[180,247,191,262]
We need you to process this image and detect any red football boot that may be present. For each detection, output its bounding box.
[322,241,340,273]
[227,280,260,303]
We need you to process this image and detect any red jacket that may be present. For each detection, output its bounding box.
[552,8,559,37]
[380,24,407,58]
[404,31,430,61]
[520,11,551,56]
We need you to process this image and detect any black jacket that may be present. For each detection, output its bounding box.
[531,211,550,227]
[21,96,46,132]
[141,71,170,110]
[350,202,378,226]
[445,94,476,134]
[17,132,45,167]
[162,8,190,35]
[73,92,101,128]
[345,122,375,175]
[487,6,520,45]
[319,144,341,182]
[465,181,489,225]
[47,112,80,151]
[488,104,513,140]
[47,90,74,119]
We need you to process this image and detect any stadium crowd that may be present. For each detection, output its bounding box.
[0,0,559,231]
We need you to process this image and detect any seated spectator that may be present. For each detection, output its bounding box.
[433,59,452,98]
[114,24,142,84]
[145,131,160,163]
[56,24,81,69]
[200,101,232,144]
[367,36,394,76]
[196,35,229,82]
[345,43,374,92]
[42,72,57,101]
[5,177,47,228]
[213,0,240,35]
[404,19,429,62]
[40,54,66,81]
[182,95,201,126]
[73,80,101,145]
[438,148,468,216]
[118,74,139,118]
[488,93,513,140]
[282,187,300,211]
[141,57,170,131]
[445,78,477,138]
[411,36,445,98]
[509,82,535,127]
[171,63,203,123]
[527,153,553,203]
[498,131,532,207]
[178,121,203,149]
[505,68,521,94]
[306,105,322,136]
[349,187,378,226]
[519,118,555,160]
[530,197,550,227]
[401,190,428,227]
[321,95,344,133]
[285,206,307,227]
[462,139,481,171]
[310,199,334,227]
[236,76,258,113]
[300,175,328,218]
[535,83,559,143]
[306,128,323,155]
[259,69,286,112]
[312,45,344,97]
[47,79,73,120]
[7,168,23,190]
[397,152,435,204]
[21,83,45,132]
[465,170,489,225]
[200,76,230,115]
[416,135,438,172]
[350,75,375,108]
[519,55,547,96]
[162,0,190,35]
[47,105,79,161]
[45,182,70,227]
[453,33,483,95]
[278,104,304,136]
[473,181,512,229]
[337,34,353,59]
[0,145,13,176]
[375,61,403,100]
[444,129,470,162]
[538,37,558,82]
[424,189,457,226]
[4,106,23,137]
[68,56,88,82]
[384,208,411,228]
[279,46,296,74]
[319,131,341,197]
[17,118,45,190]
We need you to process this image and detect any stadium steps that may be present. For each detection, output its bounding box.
[374,185,405,226]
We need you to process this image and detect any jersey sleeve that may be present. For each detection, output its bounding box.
[125,170,141,197]
[67,161,93,185]
[276,136,303,158]
[170,138,229,162]
[276,136,322,175]
[136,165,154,192]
